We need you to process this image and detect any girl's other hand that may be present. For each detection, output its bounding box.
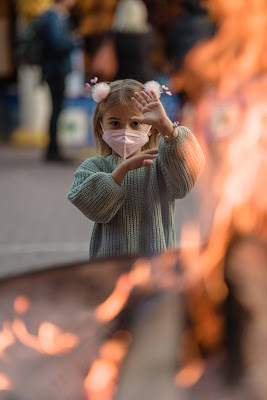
[111,149,158,185]
[124,148,158,171]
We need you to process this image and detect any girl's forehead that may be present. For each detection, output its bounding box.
[103,103,142,119]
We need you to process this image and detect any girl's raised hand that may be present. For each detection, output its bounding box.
[131,90,168,129]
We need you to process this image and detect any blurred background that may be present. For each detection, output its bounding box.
[0,0,267,399]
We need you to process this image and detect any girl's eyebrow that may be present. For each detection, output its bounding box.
[107,117,120,120]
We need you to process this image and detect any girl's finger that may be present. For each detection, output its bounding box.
[131,115,144,123]
[131,97,143,111]
[140,91,153,103]
[142,148,158,155]
[141,154,157,159]
[150,90,159,102]
[134,92,147,107]
[143,160,154,166]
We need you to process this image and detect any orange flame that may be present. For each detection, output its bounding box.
[0,373,11,391]
[175,360,205,388]
[84,359,118,400]
[94,273,133,323]
[95,259,153,323]
[170,0,267,98]
[99,331,132,364]
[128,258,151,287]
[12,319,79,355]
[12,318,42,352]
[0,322,15,356]
[84,330,131,400]
[13,295,31,314]
[179,223,201,263]
[38,322,79,355]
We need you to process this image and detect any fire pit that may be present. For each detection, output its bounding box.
[0,245,261,400]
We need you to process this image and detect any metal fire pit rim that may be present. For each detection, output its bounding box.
[0,256,134,284]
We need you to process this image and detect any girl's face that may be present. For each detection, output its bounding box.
[101,104,151,157]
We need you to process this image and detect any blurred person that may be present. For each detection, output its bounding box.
[41,0,82,162]
[166,0,215,70]
[91,0,157,82]
[67,79,204,260]
[166,0,215,103]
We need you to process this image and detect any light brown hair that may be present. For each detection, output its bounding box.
[93,79,159,156]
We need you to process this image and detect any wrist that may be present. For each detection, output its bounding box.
[155,117,173,136]
[111,162,129,185]
[158,120,179,141]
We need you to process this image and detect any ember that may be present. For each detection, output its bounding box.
[0,374,11,392]
[84,331,132,400]
[13,295,31,314]
[175,360,205,388]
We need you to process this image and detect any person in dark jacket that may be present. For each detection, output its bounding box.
[166,0,215,71]
[41,0,81,162]
[91,0,156,83]
[113,0,156,82]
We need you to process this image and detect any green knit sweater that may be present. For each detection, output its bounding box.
[67,126,205,260]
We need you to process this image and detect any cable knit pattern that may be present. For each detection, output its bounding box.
[67,126,205,260]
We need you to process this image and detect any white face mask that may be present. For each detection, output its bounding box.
[100,122,152,159]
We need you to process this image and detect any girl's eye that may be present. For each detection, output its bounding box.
[132,121,140,127]
[111,121,119,126]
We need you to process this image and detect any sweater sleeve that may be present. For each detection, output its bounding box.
[67,158,127,223]
[157,126,205,199]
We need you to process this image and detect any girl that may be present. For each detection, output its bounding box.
[67,79,204,260]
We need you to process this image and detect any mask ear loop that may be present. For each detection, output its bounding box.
[146,125,152,135]
[100,121,105,133]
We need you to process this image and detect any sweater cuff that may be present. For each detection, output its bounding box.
[158,127,182,151]
[107,173,127,194]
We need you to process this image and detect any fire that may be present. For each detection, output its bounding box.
[128,258,151,287]
[100,337,129,365]
[84,331,131,400]
[38,322,79,355]
[0,373,11,391]
[95,260,152,323]
[13,295,31,314]
[169,0,267,385]
[94,273,133,323]
[175,360,205,388]
[84,359,118,400]
[170,0,267,99]
[12,318,42,352]
[0,322,14,356]
[179,223,201,268]
[12,319,79,355]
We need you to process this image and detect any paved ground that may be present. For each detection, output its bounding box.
[0,145,213,279]
[0,146,93,278]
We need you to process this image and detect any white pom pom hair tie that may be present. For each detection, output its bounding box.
[91,82,111,103]
[85,78,111,103]
[144,80,162,98]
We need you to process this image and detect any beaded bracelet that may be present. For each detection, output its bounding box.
[159,121,179,140]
